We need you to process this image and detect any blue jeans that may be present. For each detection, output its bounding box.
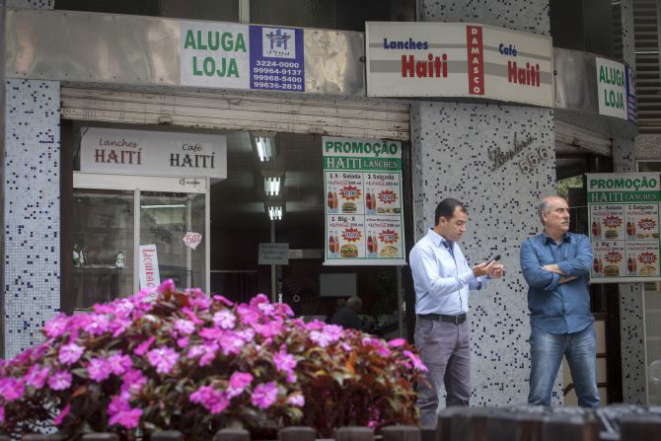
[528,324,600,408]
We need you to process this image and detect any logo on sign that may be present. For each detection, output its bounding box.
[183,232,203,250]
[378,190,397,204]
[637,218,657,230]
[604,251,623,263]
[263,28,295,59]
[638,252,658,264]
[341,186,362,201]
[379,230,399,244]
[342,228,362,243]
[603,216,623,228]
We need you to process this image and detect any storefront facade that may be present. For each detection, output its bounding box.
[2,0,647,408]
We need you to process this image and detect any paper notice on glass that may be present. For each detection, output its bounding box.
[139,244,161,290]
[183,232,203,250]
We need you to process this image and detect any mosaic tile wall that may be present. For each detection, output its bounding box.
[621,0,636,68]
[421,0,550,36]
[635,134,661,159]
[411,101,560,406]
[4,79,60,359]
[8,0,53,9]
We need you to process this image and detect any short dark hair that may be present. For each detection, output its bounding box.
[434,198,466,226]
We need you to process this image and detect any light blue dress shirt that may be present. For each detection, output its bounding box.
[410,228,488,315]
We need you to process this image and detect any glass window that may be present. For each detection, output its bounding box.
[250,0,415,32]
[638,161,661,172]
[73,189,134,310]
[55,0,240,22]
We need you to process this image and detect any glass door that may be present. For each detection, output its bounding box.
[72,174,209,309]
[140,192,206,290]
[73,189,135,309]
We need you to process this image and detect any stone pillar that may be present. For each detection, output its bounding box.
[413,0,557,408]
[4,0,59,359]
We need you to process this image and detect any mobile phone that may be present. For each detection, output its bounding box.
[486,254,501,265]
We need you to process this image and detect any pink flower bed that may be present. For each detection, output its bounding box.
[0,281,425,439]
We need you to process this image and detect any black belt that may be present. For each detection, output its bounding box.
[417,313,467,324]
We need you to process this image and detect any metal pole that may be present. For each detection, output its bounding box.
[0,0,7,359]
[270,219,276,303]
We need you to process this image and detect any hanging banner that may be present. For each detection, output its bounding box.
[365,22,554,107]
[249,25,305,92]
[587,173,661,283]
[139,244,161,289]
[81,127,227,179]
[180,21,250,89]
[596,57,637,123]
[323,136,406,266]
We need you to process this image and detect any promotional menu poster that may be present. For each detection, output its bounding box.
[323,136,406,266]
[587,173,661,282]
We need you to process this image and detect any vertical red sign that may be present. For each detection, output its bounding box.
[466,26,485,95]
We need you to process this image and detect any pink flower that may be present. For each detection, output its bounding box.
[388,338,407,347]
[213,295,234,307]
[83,314,111,336]
[147,346,179,374]
[88,357,112,382]
[251,382,278,409]
[0,404,4,425]
[274,348,297,374]
[121,369,147,396]
[274,302,294,317]
[48,371,72,390]
[287,393,305,407]
[108,353,133,375]
[188,343,218,366]
[24,365,50,389]
[108,396,143,429]
[159,279,176,294]
[403,350,428,372]
[174,319,195,335]
[219,331,244,356]
[44,313,70,338]
[237,305,260,326]
[134,336,155,356]
[187,289,212,310]
[0,377,25,401]
[177,337,190,348]
[114,299,135,318]
[190,386,229,414]
[53,404,70,426]
[254,319,283,338]
[182,307,203,325]
[200,327,224,340]
[212,310,236,329]
[58,343,85,365]
[309,325,343,348]
[227,372,253,398]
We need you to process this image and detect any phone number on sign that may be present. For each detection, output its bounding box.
[255,60,301,68]
[253,75,303,83]
[253,82,303,91]
[253,68,303,76]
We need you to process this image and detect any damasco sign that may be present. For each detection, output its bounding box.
[365,22,553,107]
[81,128,227,180]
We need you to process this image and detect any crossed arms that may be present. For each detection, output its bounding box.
[520,236,592,292]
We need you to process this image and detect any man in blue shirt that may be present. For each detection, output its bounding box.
[410,198,503,426]
[520,195,600,408]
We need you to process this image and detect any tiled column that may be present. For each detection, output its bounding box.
[4,79,60,359]
[413,0,559,406]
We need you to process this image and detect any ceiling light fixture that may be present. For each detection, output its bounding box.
[268,206,283,221]
[264,177,281,196]
[251,132,277,162]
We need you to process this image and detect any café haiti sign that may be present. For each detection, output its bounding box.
[81,127,227,180]
[365,22,553,107]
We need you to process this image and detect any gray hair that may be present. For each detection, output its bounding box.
[346,296,362,311]
[537,198,553,225]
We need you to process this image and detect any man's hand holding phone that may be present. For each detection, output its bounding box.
[473,254,505,279]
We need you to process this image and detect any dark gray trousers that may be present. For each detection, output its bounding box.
[414,316,471,427]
